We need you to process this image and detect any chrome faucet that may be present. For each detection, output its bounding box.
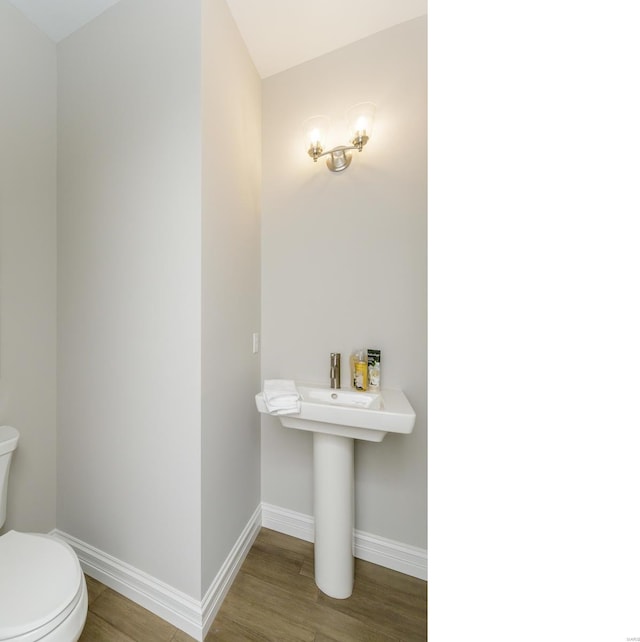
[330,353,341,389]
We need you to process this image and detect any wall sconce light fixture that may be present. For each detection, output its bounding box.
[303,102,376,172]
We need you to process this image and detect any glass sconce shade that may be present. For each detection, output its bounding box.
[303,115,330,161]
[347,102,376,150]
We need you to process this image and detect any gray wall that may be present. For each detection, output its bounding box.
[0,0,58,534]
[261,17,427,548]
[56,0,262,599]
[57,0,203,597]
[201,0,261,594]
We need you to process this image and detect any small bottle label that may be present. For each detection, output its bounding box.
[354,361,368,391]
[367,349,381,391]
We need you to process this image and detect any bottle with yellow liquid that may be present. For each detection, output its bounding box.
[350,349,368,391]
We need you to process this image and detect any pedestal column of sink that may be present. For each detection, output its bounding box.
[313,431,354,599]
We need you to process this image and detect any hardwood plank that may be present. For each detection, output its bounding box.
[240,546,319,600]
[89,588,176,642]
[314,634,341,642]
[316,588,426,641]
[298,546,426,639]
[84,575,107,606]
[254,528,315,557]
[79,612,137,642]
[170,628,198,641]
[308,599,401,642]
[217,571,316,641]
[221,566,400,642]
[312,631,396,642]
[352,571,427,623]
[355,558,427,600]
[300,556,314,579]
[205,612,272,641]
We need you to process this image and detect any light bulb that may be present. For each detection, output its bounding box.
[302,115,330,156]
[347,102,376,149]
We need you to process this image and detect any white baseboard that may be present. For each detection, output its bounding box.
[261,502,427,581]
[51,504,261,641]
[354,529,427,581]
[261,502,315,542]
[200,505,262,636]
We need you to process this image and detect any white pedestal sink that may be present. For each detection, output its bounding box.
[256,383,416,599]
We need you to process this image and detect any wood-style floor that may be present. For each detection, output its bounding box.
[79,527,427,641]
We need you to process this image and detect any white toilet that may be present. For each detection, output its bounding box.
[0,426,88,641]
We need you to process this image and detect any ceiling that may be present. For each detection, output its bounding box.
[7,0,427,78]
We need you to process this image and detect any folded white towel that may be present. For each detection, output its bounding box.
[263,379,301,415]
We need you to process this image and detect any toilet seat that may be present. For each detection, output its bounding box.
[0,531,87,641]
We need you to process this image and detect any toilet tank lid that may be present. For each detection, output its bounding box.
[0,426,19,456]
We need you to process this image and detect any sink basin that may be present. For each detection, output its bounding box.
[300,387,381,409]
[255,383,415,442]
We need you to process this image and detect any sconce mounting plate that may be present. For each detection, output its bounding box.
[326,146,352,173]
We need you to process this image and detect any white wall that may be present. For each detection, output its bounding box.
[201,0,261,593]
[0,0,57,534]
[261,17,427,548]
[57,0,203,597]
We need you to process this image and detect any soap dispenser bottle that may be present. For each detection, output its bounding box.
[350,349,368,391]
